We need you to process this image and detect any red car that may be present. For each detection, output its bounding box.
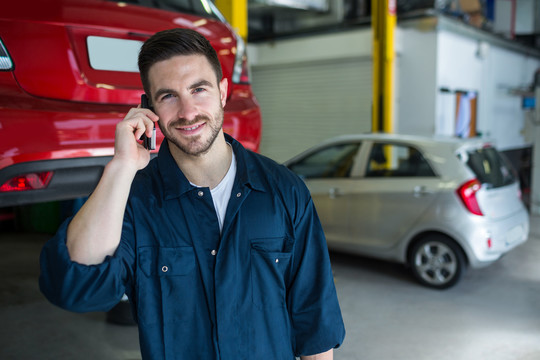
[0,0,262,207]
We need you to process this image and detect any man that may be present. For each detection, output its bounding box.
[40,28,345,359]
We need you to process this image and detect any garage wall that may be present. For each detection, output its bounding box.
[396,17,540,151]
[436,29,540,151]
[434,30,483,138]
[475,44,540,150]
[248,29,373,162]
[394,26,438,136]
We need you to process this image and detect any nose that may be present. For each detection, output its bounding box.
[176,96,199,121]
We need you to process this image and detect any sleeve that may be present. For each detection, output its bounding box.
[287,193,346,356]
[39,212,136,313]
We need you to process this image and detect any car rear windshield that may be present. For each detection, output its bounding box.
[461,147,516,188]
[108,0,220,19]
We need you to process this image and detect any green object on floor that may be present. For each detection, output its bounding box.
[16,201,61,234]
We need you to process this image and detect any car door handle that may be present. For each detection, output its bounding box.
[413,185,433,196]
[329,187,342,199]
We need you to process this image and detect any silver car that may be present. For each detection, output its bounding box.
[284,133,529,289]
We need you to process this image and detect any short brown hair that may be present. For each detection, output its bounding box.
[138,28,223,99]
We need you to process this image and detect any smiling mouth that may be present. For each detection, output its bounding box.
[169,115,210,135]
[177,122,204,133]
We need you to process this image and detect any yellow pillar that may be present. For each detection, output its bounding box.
[372,0,396,133]
[215,0,248,41]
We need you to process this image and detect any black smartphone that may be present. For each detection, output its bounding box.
[140,94,156,150]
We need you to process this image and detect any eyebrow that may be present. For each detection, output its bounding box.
[191,80,214,90]
[153,80,215,101]
[154,88,176,101]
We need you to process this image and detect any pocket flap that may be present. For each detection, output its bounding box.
[250,237,292,253]
[139,246,195,277]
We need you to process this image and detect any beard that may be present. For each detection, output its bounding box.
[159,106,224,157]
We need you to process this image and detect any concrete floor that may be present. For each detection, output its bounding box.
[1,217,540,360]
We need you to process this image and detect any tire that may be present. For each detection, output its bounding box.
[408,235,466,289]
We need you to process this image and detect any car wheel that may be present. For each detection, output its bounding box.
[409,235,466,289]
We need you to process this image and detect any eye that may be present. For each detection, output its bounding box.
[159,93,173,101]
[192,87,205,94]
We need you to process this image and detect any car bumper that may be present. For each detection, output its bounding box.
[464,209,530,268]
[0,156,113,207]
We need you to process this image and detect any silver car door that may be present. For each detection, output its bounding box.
[347,142,441,251]
[288,142,362,244]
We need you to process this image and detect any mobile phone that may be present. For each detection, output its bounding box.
[140,94,156,150]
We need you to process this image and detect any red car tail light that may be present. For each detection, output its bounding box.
[457,178,483,216]
[0,38,14,70]
[0,172,53,192]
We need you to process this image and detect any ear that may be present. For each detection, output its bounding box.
[219,78,228,107]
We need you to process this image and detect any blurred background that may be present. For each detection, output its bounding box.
[2,1,540,359]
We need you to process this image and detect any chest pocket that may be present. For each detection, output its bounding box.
[250,237,292,310]
[137,246,197,325]
[139,246,196,277]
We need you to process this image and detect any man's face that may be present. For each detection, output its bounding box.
[148,54,227,157]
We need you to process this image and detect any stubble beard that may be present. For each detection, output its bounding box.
[159,107,224,157]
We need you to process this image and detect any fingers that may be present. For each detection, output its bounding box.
[114,107,159,159]
[112,107,159,169]
[122,107,158,140]
[140,109,159,137]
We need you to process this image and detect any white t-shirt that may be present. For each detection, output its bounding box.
[191,146,237,233]
[210,149,236,232]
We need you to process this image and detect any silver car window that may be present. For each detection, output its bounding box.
[461,147,516,188]
[365,143,435,177]
[288,143,361,179]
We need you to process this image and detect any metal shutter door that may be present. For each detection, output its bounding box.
[252,57,372,162]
